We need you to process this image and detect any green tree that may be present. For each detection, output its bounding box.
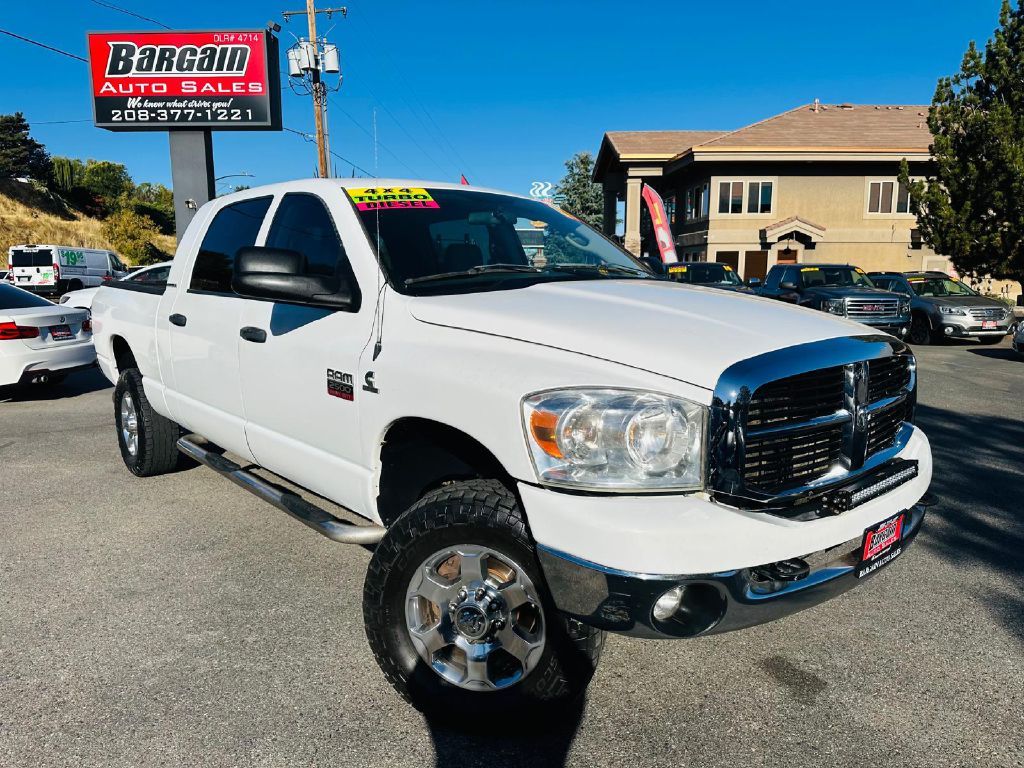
[83,160,134,207]
[900,0,1024,284]
[554,151,604,230]
[0,113,52,182]
[52,156,86,192]
[101,208,164,265]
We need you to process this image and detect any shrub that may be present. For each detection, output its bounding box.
[101,208,162,265]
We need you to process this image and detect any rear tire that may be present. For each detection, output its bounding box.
[114,368,181,477]
[66,280,83,292]
[363,479,603,719]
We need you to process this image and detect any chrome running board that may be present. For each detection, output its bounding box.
[177,435,386,545]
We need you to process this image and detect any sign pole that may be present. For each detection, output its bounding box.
[169,130,215,241]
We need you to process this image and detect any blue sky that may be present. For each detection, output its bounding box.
[0,0,1008,197]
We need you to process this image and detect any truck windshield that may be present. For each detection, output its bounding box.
[668,263,742,285]
[349,187,654,293]
[908,277,977,297]
[801,267,875,288]
[10,249,54,268]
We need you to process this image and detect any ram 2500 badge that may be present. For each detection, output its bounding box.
[91,179,933,716]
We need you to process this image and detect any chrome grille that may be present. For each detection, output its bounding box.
[845,297,900,321]
[967,306,1006,321]
[732,350,914,496]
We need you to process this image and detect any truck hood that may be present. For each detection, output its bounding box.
[409,280,868,390]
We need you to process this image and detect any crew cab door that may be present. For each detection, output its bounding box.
[164,195,273,458]
[237,190,376,513]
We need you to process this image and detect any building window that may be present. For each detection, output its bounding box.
[664,195,676,227]
[684,183,709,222]
[718,181,772,214]
[868,180,911,214]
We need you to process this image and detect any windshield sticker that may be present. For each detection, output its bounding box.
[801,267,821,272]
[723,265,733,271]
[855,267,866,274]
[668,265,687,273]
[346,187,439,211]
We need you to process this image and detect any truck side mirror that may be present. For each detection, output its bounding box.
[747,277,762,288]
[232,246,358,311]
[779,281,799,291]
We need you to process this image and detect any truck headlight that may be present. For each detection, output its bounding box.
[823,298,845,315]
[522,389,706,491]
[939,305,966,316]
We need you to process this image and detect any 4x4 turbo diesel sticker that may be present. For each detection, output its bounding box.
[346,187,439,211]
[327,369,354,401]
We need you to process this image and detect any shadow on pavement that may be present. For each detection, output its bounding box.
[424,696,585,768]
[914,403,1024,643]
[966,347,1021,362]
[0,366,111,403]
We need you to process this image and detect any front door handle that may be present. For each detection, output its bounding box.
[169,313,187,327]
[240,326,267,343]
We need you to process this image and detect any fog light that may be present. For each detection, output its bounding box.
[944,327,953,335]
[653,585,686,621]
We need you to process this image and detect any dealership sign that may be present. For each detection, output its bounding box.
[87,30,281,131]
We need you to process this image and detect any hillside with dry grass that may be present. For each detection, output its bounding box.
[0,179,175,268]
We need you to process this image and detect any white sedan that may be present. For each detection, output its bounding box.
[59,261,172,310]
[1,283,95,386]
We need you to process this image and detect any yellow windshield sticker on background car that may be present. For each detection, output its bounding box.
[856,268,866,274]
[723,265,733,271]
[801,267,821,272]
[346,187,440,211]
[668,265,687,273]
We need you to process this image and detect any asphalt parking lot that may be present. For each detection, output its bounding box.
[2,340,1022,768]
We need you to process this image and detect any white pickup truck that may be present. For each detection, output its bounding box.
[92,179,933,716]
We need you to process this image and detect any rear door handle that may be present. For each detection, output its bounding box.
[169,313,187,327]
[240,326,267,343]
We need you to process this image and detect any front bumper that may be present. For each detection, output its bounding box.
[939,321,1012,338]
[859,318,910,337]
[538,502,926,639]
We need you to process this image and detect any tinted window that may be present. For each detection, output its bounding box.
[11,250,54,268]
[0,283,52,309]
[265,194,346,276]
[190,197,272,292]
[764,266,784,290]
[131,265,171,284]
[782,267,801,286]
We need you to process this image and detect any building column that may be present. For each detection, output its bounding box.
[603,187,617,237]
[624,177,643,256]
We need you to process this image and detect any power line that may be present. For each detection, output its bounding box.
[333,104,421,177]
[0,28,87,63]
[89,0,172,29]
[284,126,373,177]
[31,119,94,125]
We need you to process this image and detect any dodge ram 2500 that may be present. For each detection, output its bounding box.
[91,179,933,717]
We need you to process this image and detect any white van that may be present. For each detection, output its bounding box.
[5,245,128,296]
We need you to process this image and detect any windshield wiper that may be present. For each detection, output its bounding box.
[404,263,541,286]
[547,263,650,278]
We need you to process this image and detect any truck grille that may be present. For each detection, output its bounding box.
[967,307,1006,321]
[738,353,914,494]
[747,367,845,429]
[845,297,900,321]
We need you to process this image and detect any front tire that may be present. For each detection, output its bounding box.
[363,479,603,718]
[908,313,934,345]
[114,368,181,476]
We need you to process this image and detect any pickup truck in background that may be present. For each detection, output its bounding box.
[91,179,933,717]
[757,263,911,339]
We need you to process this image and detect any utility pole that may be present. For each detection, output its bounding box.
[283,3,346,179]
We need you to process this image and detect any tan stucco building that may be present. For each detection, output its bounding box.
[594,103,1018,301]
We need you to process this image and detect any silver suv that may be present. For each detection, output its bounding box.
[869,271,1014,346]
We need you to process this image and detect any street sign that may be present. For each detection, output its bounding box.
[87,30,281,131]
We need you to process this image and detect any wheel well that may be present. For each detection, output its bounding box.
[911,308,933,328]
[110,335,137,373]
[376,418,513,527]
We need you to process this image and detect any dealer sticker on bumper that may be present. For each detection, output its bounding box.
[856,512,905,578]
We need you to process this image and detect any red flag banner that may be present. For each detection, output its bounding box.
[460,174,470,185]
[640,184,679,264]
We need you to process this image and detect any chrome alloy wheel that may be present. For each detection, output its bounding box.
[120,392,139,457]
[405,544,545,691]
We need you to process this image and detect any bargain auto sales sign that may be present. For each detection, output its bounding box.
[87,30,281,131]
